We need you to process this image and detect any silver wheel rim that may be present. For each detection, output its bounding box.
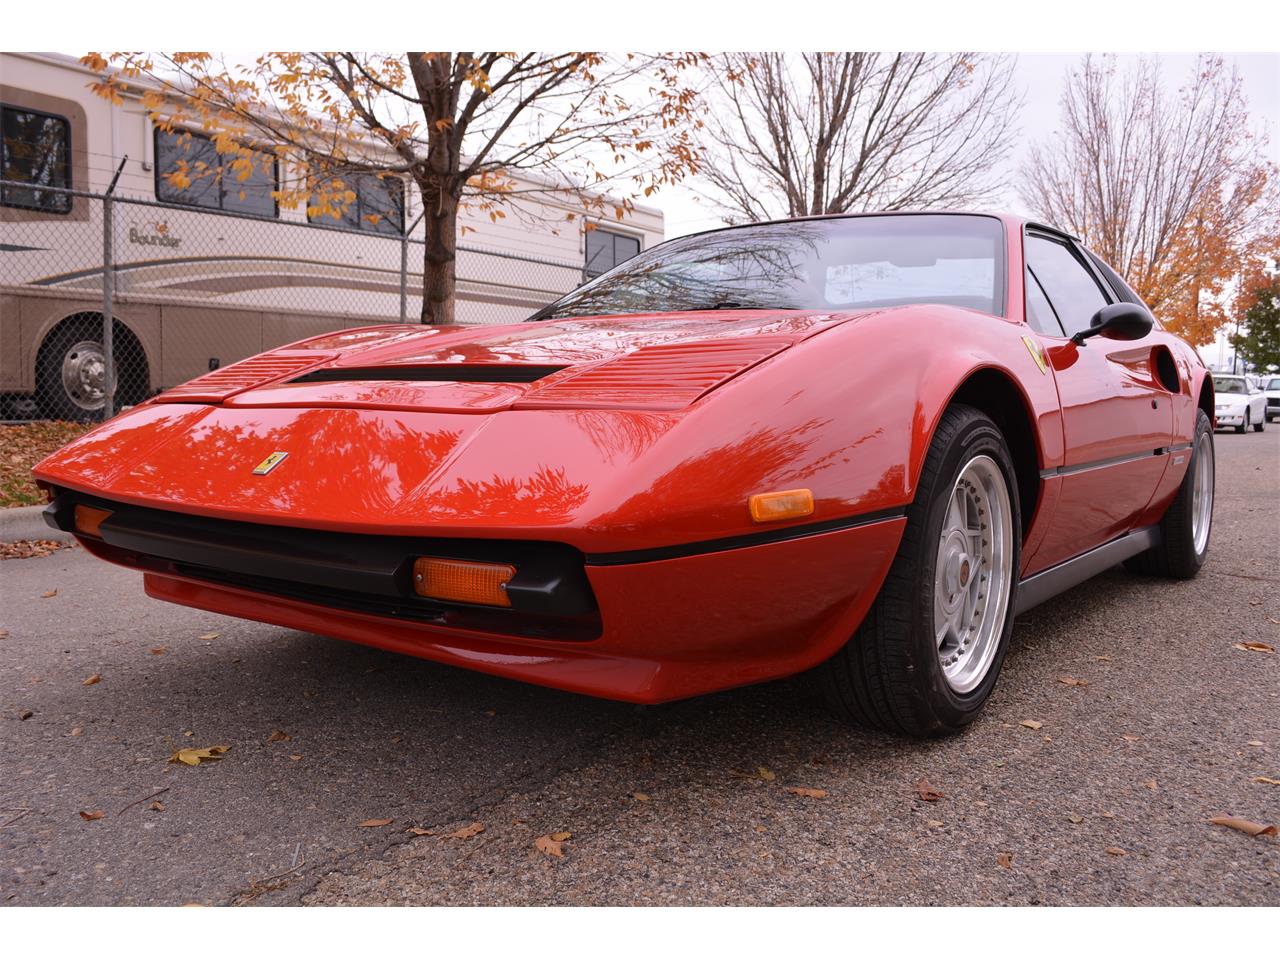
[934,454,1014,695]
[1191,431,1213,555]
[60,339,107,411]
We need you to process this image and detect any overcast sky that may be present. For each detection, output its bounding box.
[657,53,1280,239]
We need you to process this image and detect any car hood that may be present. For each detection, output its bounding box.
[156,311,859,415]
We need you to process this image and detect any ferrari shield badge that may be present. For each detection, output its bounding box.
[1021,336,1049,375]
[252,451,289,475]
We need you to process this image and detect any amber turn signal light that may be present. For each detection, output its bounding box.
[413,557,517,607]
[74,504,113,538]
[748,488,814,523]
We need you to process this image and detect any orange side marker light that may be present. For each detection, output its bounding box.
[748,488,814,524]
[413,557,517,607]
[74,505,113,538]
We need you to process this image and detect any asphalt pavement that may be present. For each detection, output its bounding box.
[2,428,1277,906]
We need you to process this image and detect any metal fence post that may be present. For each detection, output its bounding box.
[101,158,127,421]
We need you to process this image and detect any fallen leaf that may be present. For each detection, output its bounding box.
[149,801,165,812]
[1145,779,1158,791]
[784,786,828,798]
[549,831,572,841]
[926,819,944,828]
[1253,776,1280,786]
[79,810,104,821]
[757,766,776,782]
[1122,734,1142,742]
[1104,846,1126,857]
[407,827,433,836]
[997,852,1013,869]
[1233,642,1275,655]
[69,727,82,737]
[82,673,101,686]
[1247,740,1265,747]
[631,792,651,802]
[288,754,302,762]
[535,834,567,858]
[1094,654,1113,662]
[447,822,484,840]
[0,629,8,639]
[1100,811,1116,819]
[41,589,57,598]
[198,632,220,641]
[1058,676,1089,687]
[267,730,292,742]
[915,778,944,802]
[18,709,33,720]
[1209,816,1277,837]
[1019,719,1043,731]
[1068,813,1084,824]
[358,818,393,828]
[168,745,230,766]
[149,646,166,655]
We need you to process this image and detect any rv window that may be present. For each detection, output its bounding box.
[585,228,641,278]
[1,104,72,213]
[306,173,405,235]
[154,128,278,217]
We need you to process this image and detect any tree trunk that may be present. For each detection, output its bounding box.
[418,180,458,325]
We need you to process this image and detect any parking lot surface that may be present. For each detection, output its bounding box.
[2,428,1277,906]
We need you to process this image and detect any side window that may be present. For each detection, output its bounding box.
[1086,250,1153,314]
[1024,235,1110,337]
[1024,268,1065,336]
[307,173,405,235]
[1,103,72,213]
[155,128,278,217]
[585,227,641,278]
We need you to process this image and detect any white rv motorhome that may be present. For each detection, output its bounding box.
[0,52,664,418]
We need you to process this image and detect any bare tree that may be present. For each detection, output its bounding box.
[1020,54,1278,344]
[84,52,704,324]
[694,53,1020,222]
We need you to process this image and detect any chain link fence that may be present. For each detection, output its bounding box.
[1,180,588,423]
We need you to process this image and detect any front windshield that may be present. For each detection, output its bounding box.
[532,214,1005,320]
[1214,377,1249,395]
[1268,378,1280,391]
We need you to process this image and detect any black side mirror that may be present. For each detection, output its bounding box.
[1072,303,1154,345]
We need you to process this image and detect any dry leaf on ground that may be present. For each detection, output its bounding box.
[18,709,33,720]
[997,852,1013,869]
[447,822,484,840]
[915,778,944,802]
[407,827,433,836]
[79,810,104,821]
[149,801,165,812]
[1209,816,1277,837]
[1019,719,1043,730]
[358,818,393,828]
[1145,779,1158,791]
[1233,642,1275,654]
[1058,676,1089,687]
[535,833,570,858]
[1122,734,1142,742]
[1253,776,1280,786]
[1067,813,1084,824]
[267,730,291,742]
[198,632,220,641]
[149,646,166,655]
[168,745,230,766]
[1104,846,1126,856]
[784,786,828,798]
[631,792,651,802]
[40,589,57,598]
[81,673,101,686]
[288,754,302,761]
[757,766,776,782]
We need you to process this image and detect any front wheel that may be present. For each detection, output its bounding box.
[1254,411,1264,432]
[816,404,1021,737]
[1236,409,1248,434]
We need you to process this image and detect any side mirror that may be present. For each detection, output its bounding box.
[1072,302,1154,345]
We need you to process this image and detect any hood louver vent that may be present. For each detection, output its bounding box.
[156,354,334,403]
[514,337,794,411]
[290,365,566,385]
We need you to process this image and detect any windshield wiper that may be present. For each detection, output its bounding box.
[681,300,801,312]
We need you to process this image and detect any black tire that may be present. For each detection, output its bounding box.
[1253,412,1264,432]
[1235,409,1248,434]
[36,315,148,422]
[1124,408,1213,580]
[816,404,1021,738]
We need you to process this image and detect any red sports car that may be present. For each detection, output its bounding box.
[34,213,1216,737]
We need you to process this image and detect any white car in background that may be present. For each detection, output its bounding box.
[1263,375,1280,423]
[1213,374,1267,433]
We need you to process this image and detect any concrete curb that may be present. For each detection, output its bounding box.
[0,503,73,543]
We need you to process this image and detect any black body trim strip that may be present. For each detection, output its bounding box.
[1015,525,1160,615]
[584,508,907,566]
[1040,447,1166,479]
[291,365,566,384]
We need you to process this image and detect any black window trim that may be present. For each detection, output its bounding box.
[1023,226,1116,339]
[304,170,407,236]
[0,101,73,215]
[152,125,280,219]
[1024,265,1066,338]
